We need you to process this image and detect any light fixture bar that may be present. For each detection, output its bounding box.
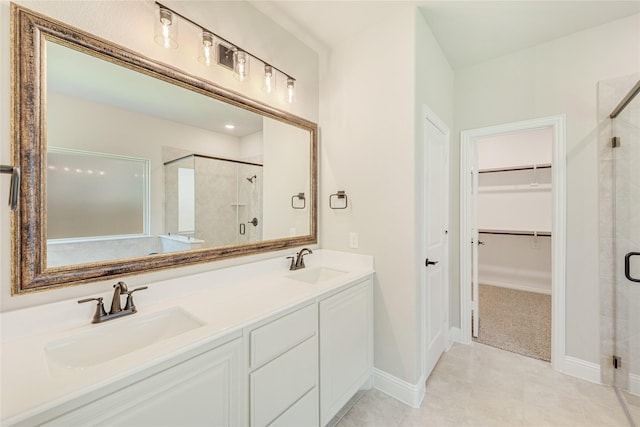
[154,1,296,83]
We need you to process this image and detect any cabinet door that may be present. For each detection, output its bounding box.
[44,338,243,427]
[319,279,373,425]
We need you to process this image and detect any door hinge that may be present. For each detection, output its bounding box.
[613,355,621,369]
[612,136,620,148]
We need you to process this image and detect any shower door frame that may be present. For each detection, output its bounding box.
[459,114,566,371]
[604,78,640,407]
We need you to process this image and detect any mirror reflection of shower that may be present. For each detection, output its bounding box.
[164,154,263,248]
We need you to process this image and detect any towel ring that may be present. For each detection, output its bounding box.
[291,192,306,210]
[329,191,348,209]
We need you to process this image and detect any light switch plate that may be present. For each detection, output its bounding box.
[349,232,359,249]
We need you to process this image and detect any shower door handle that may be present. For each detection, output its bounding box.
[624,252,640,283]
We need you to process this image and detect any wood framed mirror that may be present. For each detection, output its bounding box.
[10,4,317,294]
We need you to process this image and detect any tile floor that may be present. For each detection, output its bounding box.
[335,342,632,427]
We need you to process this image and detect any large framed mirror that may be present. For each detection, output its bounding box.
[10,4,317,294]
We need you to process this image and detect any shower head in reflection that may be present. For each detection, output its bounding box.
[247,175,257,183]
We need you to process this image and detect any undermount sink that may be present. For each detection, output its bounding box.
[287,267,347,284]
[45,307,204,371]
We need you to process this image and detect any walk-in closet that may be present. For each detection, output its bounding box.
[473,128,553,361]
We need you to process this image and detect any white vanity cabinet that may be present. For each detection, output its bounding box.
[39,337,243,427]
[2,252,376,427]
[247,303,319,427]
[319,278,373,426]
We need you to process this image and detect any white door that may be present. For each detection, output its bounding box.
[423,110,449,377]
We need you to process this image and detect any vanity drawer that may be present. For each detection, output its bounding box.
[250,303,316,369]
[270,387,318,427]
[250,336,317,427]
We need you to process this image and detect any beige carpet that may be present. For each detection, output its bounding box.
[473,284,551,361]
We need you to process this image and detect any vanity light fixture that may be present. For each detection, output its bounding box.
[286,77,296,104]
[263,65,274,94]
[233,50,249,81]
[198,31,214,66]
[154,6,178,49]
[153,2,297,101]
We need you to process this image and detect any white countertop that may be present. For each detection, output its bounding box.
[0,250,374,425]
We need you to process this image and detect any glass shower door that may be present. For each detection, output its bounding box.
[613,83,640,424]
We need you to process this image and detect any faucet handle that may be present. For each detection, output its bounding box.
[287,256,296,270]
[123,286,148,312]
[78,297,107,324]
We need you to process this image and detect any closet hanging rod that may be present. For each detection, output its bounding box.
[478,164,552,174]
[478,230,551,237]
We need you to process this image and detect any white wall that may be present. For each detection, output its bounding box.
[0,0,319,311]
[452,13,640,363]
[319,7,454,385]
[477,128,552,170]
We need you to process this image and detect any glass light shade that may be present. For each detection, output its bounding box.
[198,31,214,66]
[233,50,250,81]
[286,77,295,104]
[154,7,178,49]
[263,65,275,94]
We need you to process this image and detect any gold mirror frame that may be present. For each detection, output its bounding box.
[10,4,318,294]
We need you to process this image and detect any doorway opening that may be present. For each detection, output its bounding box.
[460,115,566,369]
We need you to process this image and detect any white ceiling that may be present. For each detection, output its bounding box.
[262,1,640,68]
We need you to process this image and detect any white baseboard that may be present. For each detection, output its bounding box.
[373,368,425,408]
[449,326,462,346]
[562,356,601,384]
[479,280,551,295]
[629,373,640,396]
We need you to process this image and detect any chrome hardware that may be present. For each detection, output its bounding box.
[78,282,148,323]
[625,252,640,283]
[0,165,20,211]
[289,248,313,270]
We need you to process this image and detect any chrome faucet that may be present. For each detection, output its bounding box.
[79,281,148,324]
[288,248,313,271]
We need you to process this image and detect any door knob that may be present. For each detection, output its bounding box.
[425,258,439,267]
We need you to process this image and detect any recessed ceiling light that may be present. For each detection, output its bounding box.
[225,124,235,130]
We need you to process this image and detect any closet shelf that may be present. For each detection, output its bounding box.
[478,228,551,237]
[478,183,552,193]
[478,163,552,174]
